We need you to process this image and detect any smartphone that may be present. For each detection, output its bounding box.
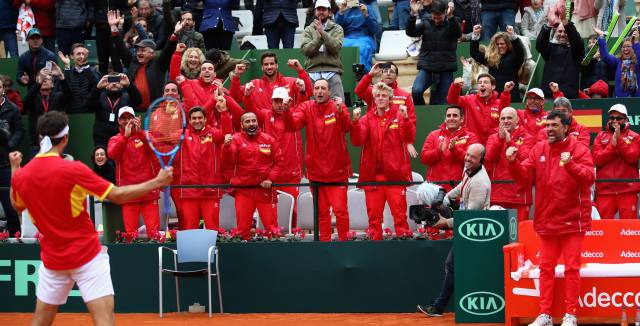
[45,61,52,71]
[378,62,392,69]
[347,0,359,8]
[107,75,120,83]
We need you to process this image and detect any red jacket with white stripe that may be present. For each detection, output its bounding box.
[592,126,640,195]
[230,71,313,108]
[354,74,416,127]
[108,130,159,203]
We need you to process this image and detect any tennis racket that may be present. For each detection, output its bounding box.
[143,97,186,231]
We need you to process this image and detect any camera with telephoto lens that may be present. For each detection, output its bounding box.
[410,183,454,227]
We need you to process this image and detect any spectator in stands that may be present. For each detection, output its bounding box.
[59,43,101,114]
[124,16,153,51]
[205,48,251,80]
[16,28,57,88]
[230,53,313,109]
[55,0,91,55]
[506,110,594,326]
[170,44,206,80]
[421,105,479,191]
[549,80,603,99]
[300,0,346,102]
[262,0,298,49]
[459,56,488,94]
[138,0,171,50]
[406,0,461,105]
[335,1,379,72]
[451,0,481,34]
[485,107,534,221]
[0,76,23,112]
[16,0,56,52]
[163,80,181,100]
[518,88,547,136]
[592,104,640,219]
[447,74,512,143]
[109,10,179,110]
[479,0,516,40]
[0,1,18,58]
[390,0,411,30]
[178,105,232,230]
[176,10,206,51]
[596,0,626,37]
[108,107,161,236]
[88,74,142,147]
[521,0,547,40]
[222,112,283,240]
[536,96,590,147]
[470,25,525,102]
[92,145,116,184]
[283,79,352,241]
[0,80,23,237]
[351,83,414,239]
[537,14,584,99]
[24,67,69,153]
[92,0,130,75]
[580,35,610,90]
[594,27,640,97]
[201,0,237,50]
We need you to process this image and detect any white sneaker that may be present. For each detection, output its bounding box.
[528,314,553,326]
[561,313,577,326]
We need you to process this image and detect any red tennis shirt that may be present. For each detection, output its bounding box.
[11,153,113,270]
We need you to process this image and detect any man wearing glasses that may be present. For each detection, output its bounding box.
[518,88,547,136]
[592,104,640,219]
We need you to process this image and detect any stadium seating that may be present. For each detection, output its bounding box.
[346,188,369,231]
[232,10,254,39]
[256,190,295,234]
[296,8,308,34]
[241,35,268,50]
[219,194,237,230]
[375,30,414,61]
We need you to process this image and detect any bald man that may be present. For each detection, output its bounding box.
[485,107,535,221]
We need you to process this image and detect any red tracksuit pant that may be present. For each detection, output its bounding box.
[493,202,531,222]
[538,232,584,315]
[595,192,638,219]
[234,191,278,240]
[364,186,410,240]
[122,199,160,234]
[314,185,349,241]
[275,185,299,228]
[180,198,220,230]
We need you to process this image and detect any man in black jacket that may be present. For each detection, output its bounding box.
[16,29,57,88]
[262,0,299,49]
[0,82,23,237]
[406,0,461,105]
[59,43,101,113]
[480,0,517,40]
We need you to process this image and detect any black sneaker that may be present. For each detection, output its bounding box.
[417,304,443,317]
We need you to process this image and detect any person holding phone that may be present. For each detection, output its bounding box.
[335,0,380,72]
[16,28,57,88]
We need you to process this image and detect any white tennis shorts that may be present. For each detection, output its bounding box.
[36,246,115,305]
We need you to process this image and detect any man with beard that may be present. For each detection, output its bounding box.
[229,52,313,110]
[534,97,590,147]
[176,10,205,52]
[592,104,640,219]
[506,111,594,326]
[137,0,170,50]
[222,112,283,240]
[283,79,352,241]
[177,104,232,230]
[447,74,512,143]
[88,74,142,147]
[485,107,534,221]
[59,43,101,114]
[517,88,547,136]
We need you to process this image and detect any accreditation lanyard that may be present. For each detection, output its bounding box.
[41,96,49,112]
[107,97,121,122]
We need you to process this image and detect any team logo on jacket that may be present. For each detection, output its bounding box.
[454,136,469,145]
[201,135,213,144]
[600,138,609,144]
[392,98,405,105]
[259,143,272,155]
[324,113,336,125]
[624,135,633,144]
[490,107,499,119]
[389,118,399,129]
[536,119,545,126]
[134,139,144,148]
[539,155,546,163]
[514,137,524,145]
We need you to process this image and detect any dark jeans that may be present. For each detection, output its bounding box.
[56,28,86,55]
[481,9,516,41]
[0,166,20,236]
[96,25,122,75]
[264,16,296,49]
[203,22,234,51]
[0,29,18,58]
[412,69,453,105]
[433,248,454,310]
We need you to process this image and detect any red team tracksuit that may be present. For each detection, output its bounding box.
[283,100,352,241]
[485,126,535,221]
[108,130,160,234]
[179,77,244,131]
[230,70,313,108]
[176,112,232,229]
[354,74,417,126]
[351,107,415,239]
[223,131,283,239]
[421,124,479,191]
[535,118,590,147]
[509,136,594,316]
[517,107,548,136]
[592,125,640,219]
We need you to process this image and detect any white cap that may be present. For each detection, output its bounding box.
[118,106,135,118]
[609,104,628,116]
[526,88,544,99]
[272,87,290,100]
[315,0,331,8]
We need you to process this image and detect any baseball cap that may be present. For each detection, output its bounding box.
[315,0,331,8]
[118,106,135,118]
[608,104,628,116]
[272,87,290,100]
[526,88,544,99]
[27,28,42,38]
[135,38,156,50]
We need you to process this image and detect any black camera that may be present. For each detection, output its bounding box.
[352,63,366,81]
[378,62,392,70]
[409,187,453,227]
[107,75,120,83]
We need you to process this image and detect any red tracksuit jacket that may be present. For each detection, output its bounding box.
[283,100,352,182]
[230,71,313,108]
[517,108,548,137]
[592,126,640,195]
[509,136,594,235]
[421,124,480,191]
[354,74,416,127]
[447,83,510,143]
[176,112,232,199]
[350,107,415,183]
[179,78,243,130]
[108,130,159,203]
[485,126,534,205]
[535,118,590,147]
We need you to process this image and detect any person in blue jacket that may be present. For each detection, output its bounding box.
[16,29,57,88]
[201,0,239,50]
[335,1,379,72]
[594,26,640,98]
[0,0,18,58]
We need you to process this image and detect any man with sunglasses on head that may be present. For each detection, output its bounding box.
[592,104,640,219]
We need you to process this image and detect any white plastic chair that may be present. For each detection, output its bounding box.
[297,191,314,230]
[299,177,311,195]
[241,35,268,50]
[296,9,307,34]
[232,10,253,38]
[347,189,369,230]
[374,30,414,61]
[158,229,222,317]
[20,210,38,241]
[219,194,237,230]
[256,190,294,234]
[409,171,424,191]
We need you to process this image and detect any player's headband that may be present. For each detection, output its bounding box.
[39,125,69,154]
